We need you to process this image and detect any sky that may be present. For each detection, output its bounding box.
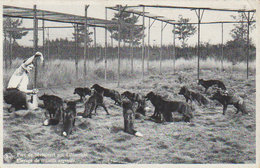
[2,0,257,47]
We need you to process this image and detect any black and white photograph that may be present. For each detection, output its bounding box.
[1,0,258,166]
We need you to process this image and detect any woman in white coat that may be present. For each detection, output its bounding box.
[4,52,44,111]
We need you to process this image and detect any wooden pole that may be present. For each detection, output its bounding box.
[111,32,114,60]
[131,13,134,74]
[221,22,224,71]
[87,24,90,72]
[111,32,113,47]
[94,23,97,63]
[147,18,151,72]
[75,24,79,79]
[160,21,163,74]
[9,33,12,67]
[4,33,8,69]
[33,5,38,88]
[47,28,50,61]
[42,12,45,67]
[117,6,121,87]
[246,11,250,79]
[197,9,201,80]
[105,7,108,81]
[173,24,176,74]
[141,6,145,81]
[83,5,89,81]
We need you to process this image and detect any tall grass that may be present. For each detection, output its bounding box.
[3,57,255,89]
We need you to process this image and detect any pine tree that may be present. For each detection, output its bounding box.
[72,25,93,46]
[108,5,144,45]
[3,18,28,46]
[229,13,255,45]
[3,18,28,66]
[173,15,196,48]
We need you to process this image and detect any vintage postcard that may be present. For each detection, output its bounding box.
[1,0,259,167]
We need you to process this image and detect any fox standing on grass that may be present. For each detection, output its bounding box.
[198,79,226,93]
[178,86,209,106]
[121,98,143,137]
[210,89,248,115]
[4,52,44,112]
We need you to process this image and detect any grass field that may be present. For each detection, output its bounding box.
[3,58,256,164]
[3,57,256,88]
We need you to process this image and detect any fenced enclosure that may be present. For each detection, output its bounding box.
[3,4,256,89]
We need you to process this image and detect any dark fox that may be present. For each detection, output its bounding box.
[159,99,193,122]
[210,90,247,115]
[121,98,143,137]
[198,79,226,93]
[91,84,121,105]
[108,89,122,105]
[121,91,146,116]
[145,91,164,119]
[82,90,109,118]
[39,94,63,126]
[62,101,77,137]
[178,86,209,106]
[145,91,193,122]
[73,87,91,101]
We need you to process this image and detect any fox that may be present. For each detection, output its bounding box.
[121,98,143,137]
[178,86,209,106]
[62,101,77,137]
[82,90,109,118]
[210,89,248,115]
[198,79,226,93]
[39,94,63,126]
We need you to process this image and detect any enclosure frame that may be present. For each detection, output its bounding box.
[107,5,256,81]
[3,4,256,88]
[3,5,141,87]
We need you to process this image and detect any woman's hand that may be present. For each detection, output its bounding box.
[26,89,38,94]
[32,89,39,94]
[34,52,44,63]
